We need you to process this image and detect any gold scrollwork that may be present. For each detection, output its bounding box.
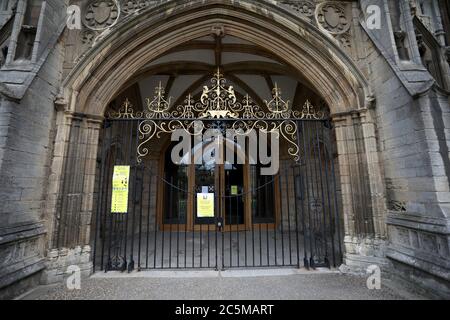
[137,120,204,162]
[109,70,327,163]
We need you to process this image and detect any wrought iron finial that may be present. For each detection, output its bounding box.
[109,98,137,119]
[265,83,291,118]
[182,94,195,119]
[109,71,330,164]
[145,81,172,118]
[300,100,325,120]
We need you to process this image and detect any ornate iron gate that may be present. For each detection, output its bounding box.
[93,70,343,272]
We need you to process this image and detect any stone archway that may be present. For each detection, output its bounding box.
[44,0,386,280]
[67,0,368,116]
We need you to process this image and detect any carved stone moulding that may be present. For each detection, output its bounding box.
[315,1,350,35]
[280,0,315,17]
[81,29,96,46]
[389,224,449,258]
[388,200,407,212]
[83,0,120,31]
[121,0,159,15]
[445,47,450,65]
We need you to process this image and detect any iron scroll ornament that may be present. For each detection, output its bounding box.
[108,69,327,164]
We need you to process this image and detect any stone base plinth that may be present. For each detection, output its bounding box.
[41,246,93,285]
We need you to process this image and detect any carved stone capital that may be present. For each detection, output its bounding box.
[54,95,69,112]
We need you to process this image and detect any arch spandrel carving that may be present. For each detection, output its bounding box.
[62,0,371,117]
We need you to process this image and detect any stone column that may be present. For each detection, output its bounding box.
[333,111,387,271]
[43,109,103,284]
[333,115,357,244]
[359,109,387,240]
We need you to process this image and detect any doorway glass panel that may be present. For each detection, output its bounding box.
[225,163,245,225]
[163,147,188,224]
[251,165,276,224]
[194,139,217,225]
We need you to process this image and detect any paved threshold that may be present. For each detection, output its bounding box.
[91,268,338,279]
[18,269,424,300]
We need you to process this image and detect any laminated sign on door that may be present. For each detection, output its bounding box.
[197,193,215,218]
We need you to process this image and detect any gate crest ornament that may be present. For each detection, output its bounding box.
[198,69,239,119]
[108,69,327,163]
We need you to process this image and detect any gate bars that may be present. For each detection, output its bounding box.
[92,70,343,272]
[92,119,343,272]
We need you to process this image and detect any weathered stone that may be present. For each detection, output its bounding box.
[0,0,449,300]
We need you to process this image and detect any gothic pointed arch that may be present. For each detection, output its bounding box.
[62,0,371,117]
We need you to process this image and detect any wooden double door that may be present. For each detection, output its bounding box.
[159,140,277,232]
[159,161,252,231]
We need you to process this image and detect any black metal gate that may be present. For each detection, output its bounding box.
[93,119,343,272]
[92,70,343,272]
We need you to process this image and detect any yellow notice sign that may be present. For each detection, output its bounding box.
[111,166,130,213]
[197,193,215,218]
[231,186,238,195]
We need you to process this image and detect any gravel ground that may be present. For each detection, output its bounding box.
[20,270,422,300]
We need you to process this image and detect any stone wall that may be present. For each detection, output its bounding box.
[0,1,16,28]
[359,0,450,298]
[0,37,64,299]
[0,0,67,299]
[0,0,449,299]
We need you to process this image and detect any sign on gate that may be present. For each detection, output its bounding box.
[111,165,130,213]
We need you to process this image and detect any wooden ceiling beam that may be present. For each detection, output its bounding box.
[163,41,284,63]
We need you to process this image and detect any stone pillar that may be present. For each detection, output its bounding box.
[359,109,387,240]
[42,110,103,284]
[333,111,387,272]
[333,115,357,242]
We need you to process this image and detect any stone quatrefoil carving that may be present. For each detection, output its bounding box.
[280,1,352,51]
[83,0,120,31]
[315,2,351,35]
